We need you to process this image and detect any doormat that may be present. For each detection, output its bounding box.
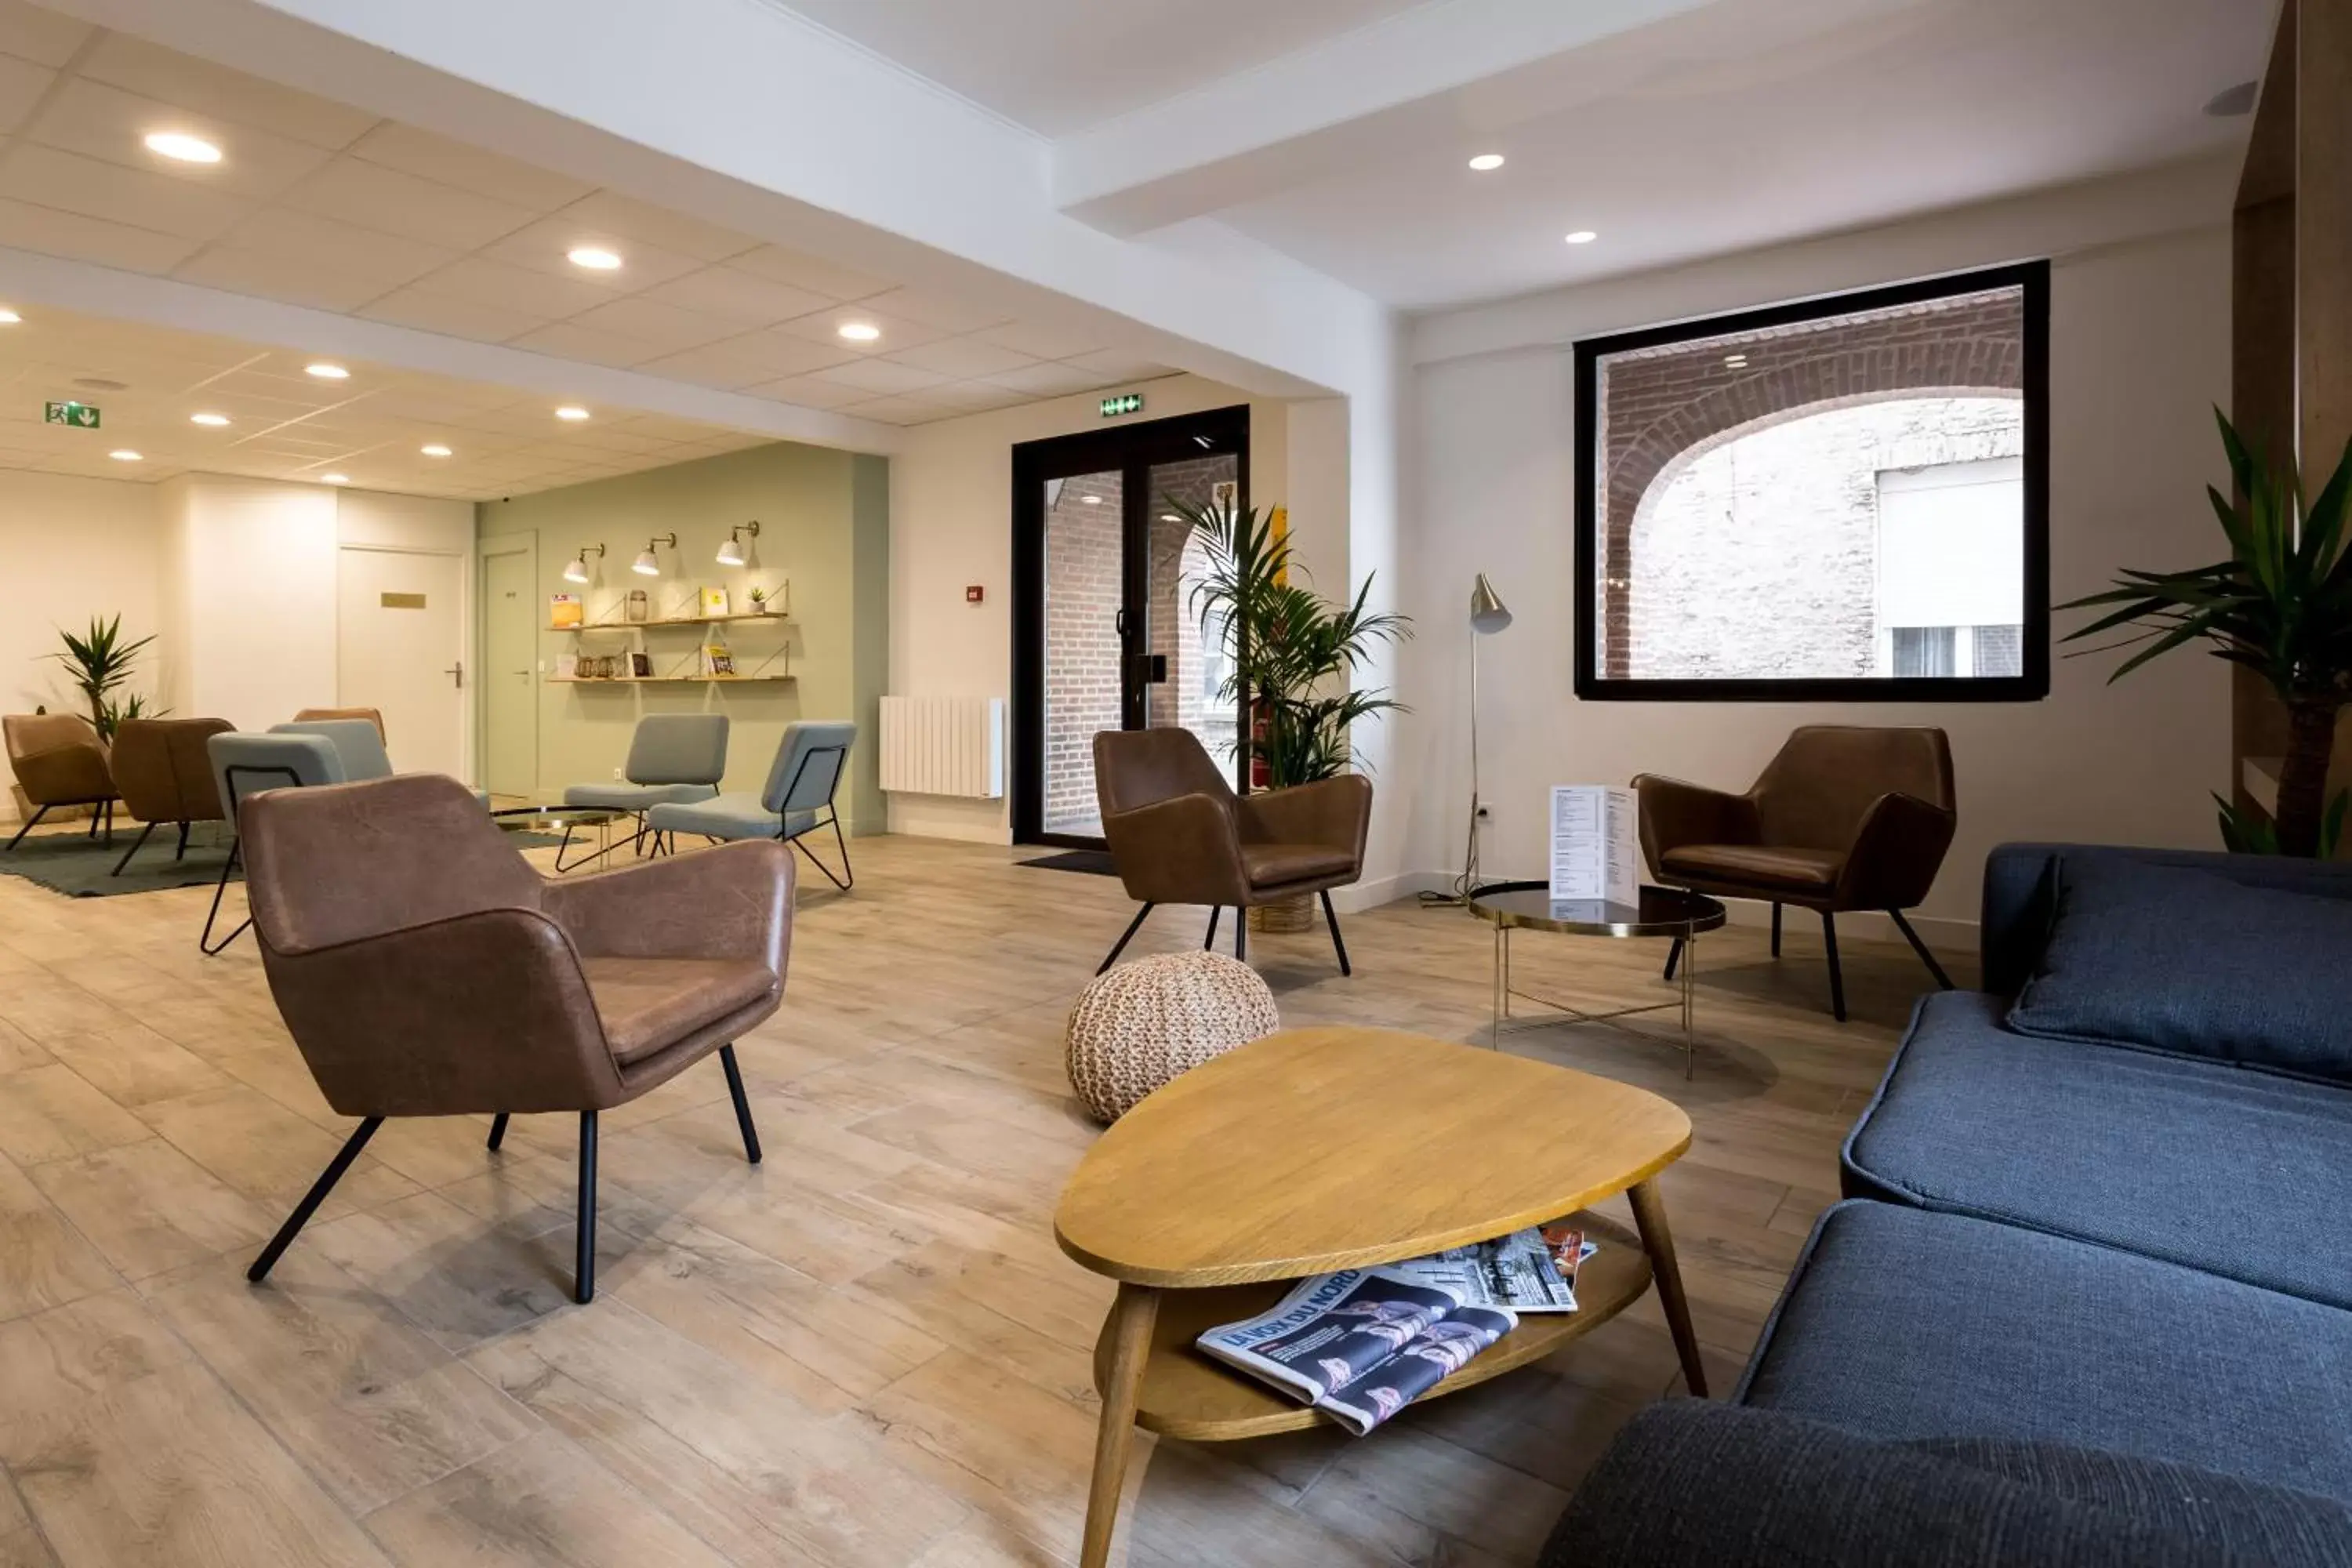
[1018,849,1117,877]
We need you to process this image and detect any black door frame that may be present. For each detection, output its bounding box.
[1011,404,1251,848]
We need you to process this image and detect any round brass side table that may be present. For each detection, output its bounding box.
[1468,880,1727,1075]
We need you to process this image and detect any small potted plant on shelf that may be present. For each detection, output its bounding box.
[748,585,771,615]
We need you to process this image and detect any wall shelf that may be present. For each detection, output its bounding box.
[548,674,796,685]
[550,612,793,632]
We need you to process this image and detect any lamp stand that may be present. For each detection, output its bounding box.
[1422,633,1487,908]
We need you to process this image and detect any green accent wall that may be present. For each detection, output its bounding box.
[477,441,888,833]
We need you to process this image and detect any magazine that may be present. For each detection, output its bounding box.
[1196,1269,1515,1436]
[1389,1225,1599,1312]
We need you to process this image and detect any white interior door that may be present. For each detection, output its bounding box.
[480,544,538,798]
[338,547,466,778]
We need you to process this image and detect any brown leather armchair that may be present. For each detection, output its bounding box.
[238,772,793,1303]
[5,712,117,850]
[107,717,234,876]
[1092,728,1370,976]
[1634,726,1956,1021]
[292,706,385,739]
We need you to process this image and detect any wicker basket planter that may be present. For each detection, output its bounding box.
[1247,894,1316,933]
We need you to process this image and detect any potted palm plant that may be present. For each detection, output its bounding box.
[1173,497,1410,927]
[2060,411,2352,857]
[51,615,161,741]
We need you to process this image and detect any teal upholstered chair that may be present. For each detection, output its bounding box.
[202,730,349,955]
[271,718,492,808]
[559,714,729,870]
[645,720,855,890]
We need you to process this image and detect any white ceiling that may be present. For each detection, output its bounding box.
[0,4,1175,427]
[771,0,1431,137]
[0,301,770,495]
[1211,0,2270,308]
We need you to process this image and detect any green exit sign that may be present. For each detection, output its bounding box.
[45,400,100,429]
[1100,393,1144,418]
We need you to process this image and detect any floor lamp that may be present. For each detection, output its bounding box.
[1425,574,1513,906]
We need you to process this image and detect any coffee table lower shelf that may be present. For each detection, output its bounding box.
[1091,1211,1648,1443]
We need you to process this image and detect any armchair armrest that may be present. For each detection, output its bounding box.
[1633,774,1758,873]
[257,908,626,1117]
[13,740,114,804]
[543,839,793,971]
[1102,792,1250,906]
[1835,790,1957,910]
[1235,775,1372,862]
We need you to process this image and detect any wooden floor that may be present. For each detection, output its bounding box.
[0,827,1961,1567]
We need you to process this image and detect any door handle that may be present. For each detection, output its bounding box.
[445,661,463,689]
[1115,608,1127,636]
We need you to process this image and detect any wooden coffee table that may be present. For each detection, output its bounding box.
[1053,1025,1706,1568]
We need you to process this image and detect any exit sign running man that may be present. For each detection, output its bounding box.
[1100,393,1144,418]
[45,401,100,429]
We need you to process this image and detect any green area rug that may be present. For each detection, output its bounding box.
[0,822,566,898]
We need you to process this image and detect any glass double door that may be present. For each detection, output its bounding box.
[1012,406,1248,847]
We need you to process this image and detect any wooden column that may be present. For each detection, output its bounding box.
[2233,4,2296,802]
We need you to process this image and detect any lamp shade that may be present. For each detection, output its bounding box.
[563,556,590,585]
[715,536,744,567]
[631,549,660,576]
[1469,573,1513,635]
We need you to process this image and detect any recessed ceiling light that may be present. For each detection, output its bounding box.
[108,449,142,462]
[1160,513,1181,523]
[1468,153,1505,171]
[566,246,622,271]
[1565,230,1599,245]
[1724,354,1749,368]
[420,444,452,457]
[0,308,20,325]
[321,473,350,485]
[190,412,229,426]
[1081,494,1102,505]
[304,362,349,380]
[555,405,590,421]
[837,322,881,342]
[144,131,221,164]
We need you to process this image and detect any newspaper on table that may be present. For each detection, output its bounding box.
[1195,1268,1515,1436]
[1388,1225,1599,1312]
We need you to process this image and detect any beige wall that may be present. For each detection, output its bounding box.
[477,441,889,833]
[1,468,162,723]
[1403,220,2234,932]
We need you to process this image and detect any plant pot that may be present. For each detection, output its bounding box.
[1248,895,1316,933]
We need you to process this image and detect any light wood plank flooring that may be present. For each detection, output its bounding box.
[0,828,1958,1566]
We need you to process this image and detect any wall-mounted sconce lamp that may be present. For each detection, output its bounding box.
[632,532,677,577]
[717,520,761,568]
[562,543,605,585]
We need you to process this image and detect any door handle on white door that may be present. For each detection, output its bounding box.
[445,661,463,688]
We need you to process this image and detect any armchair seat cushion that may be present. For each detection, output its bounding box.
[1242,841,1358,888]
[647,793,818,843]
[563,782,718,812]
[1661,843,1844,892]
[581,956,780,1066]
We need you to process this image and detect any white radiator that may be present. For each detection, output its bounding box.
[879,695,1005,799]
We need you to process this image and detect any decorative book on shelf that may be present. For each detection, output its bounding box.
[700,586,729,618]
[549,593,583,630]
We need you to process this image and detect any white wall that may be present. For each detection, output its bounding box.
[0,469,162,719]
[158,474,340,729]
[1403,218,2234,934]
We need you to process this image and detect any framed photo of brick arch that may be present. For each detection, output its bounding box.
[1572,260,2051,702]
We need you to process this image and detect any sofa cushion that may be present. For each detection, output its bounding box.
[1740,1203,2352,1505]
[580,956,779,1065]
[1541,1400,2352,1568]
[1844,992,2352,1312]
[1660,843,1843,892]
[2007,856,2352,1083]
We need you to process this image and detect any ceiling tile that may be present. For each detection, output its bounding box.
[975,319,1107,360]
[620,342,777,390]
[812,358,950,396]
[27,78,336,200]
[769,303,946,355]
[835,394,946,426]
[985,360,1115,397]
[564,296,740,354]
[477,215,705,291]
[399,255,616,319]
[172,246,413,313]
[191,205,456,289]
[0,2,93,69]
[0,193,200,273]
[0,49,47,133]
[857,285,1014,335]
[640,330,859,384]
[0,144,253,241]
[344,121,594,211]
[728,244,895,301]
[77,31,379,150]
[919,378,1036,412]
[882,336,1040,379]
[283,158,539,251]
[547,191,760,263]
[1062,349,1176,383]
[737,374,877,410]
[640,264,831,328]
[354,289,550,343]
[505,320,670,370]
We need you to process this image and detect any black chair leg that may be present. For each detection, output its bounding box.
[1663,938,1682,982]
[1319,891,1352,977]
[86,804,101,838]
[1203,906,1221,950]
[249,1117,382,1283]
[720,1044,761,1164]
[788,813,854,891]
[1770,902,1782,957]
[109,820,157,877]
[1098,903,1154,975]
[1235,909,1247,962]
[1822,911,1847,1022]
[174,820,191,861]
[199,837,252,956]
[575,1110,598,1305]
[487,1113,509,1151]
[5,803,49,851]
[1889,909,1955,990]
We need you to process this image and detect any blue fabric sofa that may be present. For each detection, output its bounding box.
[1544,844,2352,1567]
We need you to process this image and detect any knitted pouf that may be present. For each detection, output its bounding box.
[1065,950,1279,1123]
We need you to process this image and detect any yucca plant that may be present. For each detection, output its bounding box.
[51,615,159,741]
[2059,410,2352,857]
[1173,498,1410,787]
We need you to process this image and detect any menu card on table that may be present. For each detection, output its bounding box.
[1549,786,1639,906]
